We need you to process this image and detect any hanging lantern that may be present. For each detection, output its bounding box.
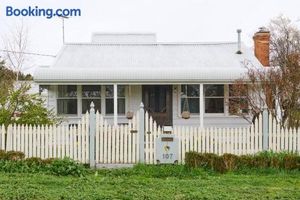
[181,85,191,119]
[126,111,134,119]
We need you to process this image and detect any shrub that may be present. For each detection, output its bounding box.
[222,153,238,171]
[185,151,300,173]
[252,154,270,168]
[185,151,201,168]
[0,149,6,159]
[47,157,87,177]
[25,157,44,166]
[283,154,299,170]
[5,151,25,161]
[43,158,55,165]
[212,156,226,173]
[185,152,226,173]
[0,151,87,176]
[237,155,253,169]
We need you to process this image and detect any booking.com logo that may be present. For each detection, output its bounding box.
[6,6,81,19]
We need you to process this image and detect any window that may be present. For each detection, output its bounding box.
[229,85,249,114]
[105,85,126,114]
[82,85,101,114]
[39,85,49,95]
[57,85,77,114]
[205,85,224,113]
[181,85,199,113]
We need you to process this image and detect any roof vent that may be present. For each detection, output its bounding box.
[236,29,242,54]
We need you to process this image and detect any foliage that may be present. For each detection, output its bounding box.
[0,62,15,100]
[97,163,206,179]
[231,15,300,128]
[5,150,25,161]
[185,151,300,173]
[0,167,299,199]
[0,150,87,177]
[48,157,87,177]
[0,82,58,127]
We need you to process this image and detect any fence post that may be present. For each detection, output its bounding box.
[139,102,145,163]
[262,107,269,150]
[89,102,96,168]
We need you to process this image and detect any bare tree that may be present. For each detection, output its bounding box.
[231,15,300,128]
[2,19,29,81]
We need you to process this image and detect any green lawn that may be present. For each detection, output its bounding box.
[0,166,299,200]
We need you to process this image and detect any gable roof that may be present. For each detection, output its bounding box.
[34,41,263,84]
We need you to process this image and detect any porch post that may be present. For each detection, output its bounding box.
[89,102,96,168]
[262,106,269,150]
[139,102,145,163]
[114,83,118,126]
[199,84,204,128]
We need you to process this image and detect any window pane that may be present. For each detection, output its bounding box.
[106,99,126,114]
[105,85,113,98]
[105,99,113,114]
[82,85,101,98]
[118,86,125,97]
[57,99,77,114]
[181,85,199,97]
[58,85,77,97]
[118,99,125,114]
[205,98,224,113]
[181,98,199,113]
[204,85,224,97]
[82,99,101,114]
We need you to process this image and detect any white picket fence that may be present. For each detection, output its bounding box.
[143,112,300,164]
[0,114,90,163]
[95,111,139,164]
[0,109,300,165]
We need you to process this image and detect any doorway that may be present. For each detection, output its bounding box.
[142,85,172,126]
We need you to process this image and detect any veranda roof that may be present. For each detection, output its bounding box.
[34,42,263,84]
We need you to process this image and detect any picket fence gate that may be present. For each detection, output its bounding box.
[0,104,300,165]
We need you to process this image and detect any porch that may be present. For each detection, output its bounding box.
[40,84,250,127]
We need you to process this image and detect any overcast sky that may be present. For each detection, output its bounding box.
[0,0,300,73]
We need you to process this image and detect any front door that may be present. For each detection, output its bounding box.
[142,85,172,126]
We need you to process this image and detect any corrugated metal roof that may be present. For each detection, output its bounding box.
[91,33,157,43]
[34,42,263,83]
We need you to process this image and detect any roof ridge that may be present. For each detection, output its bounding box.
[64,42,238,46]
[92,32,156,35]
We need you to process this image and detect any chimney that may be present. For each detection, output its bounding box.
[236,29,242,54]
[253,27,270,66]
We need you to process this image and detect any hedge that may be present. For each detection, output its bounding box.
[185,151,300,173]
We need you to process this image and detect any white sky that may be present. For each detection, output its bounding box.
[0,0,300,74]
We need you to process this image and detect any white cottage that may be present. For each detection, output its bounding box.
[34,29,269,127]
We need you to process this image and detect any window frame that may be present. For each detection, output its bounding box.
[204,84,225,114]
[57,85,78,115]
[81,85,101,114]
[179,84,200,115]
[104,85,126,115]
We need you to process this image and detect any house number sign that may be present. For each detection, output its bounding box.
[155,134,179,164]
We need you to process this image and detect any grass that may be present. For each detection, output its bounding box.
[0,165,299,200]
